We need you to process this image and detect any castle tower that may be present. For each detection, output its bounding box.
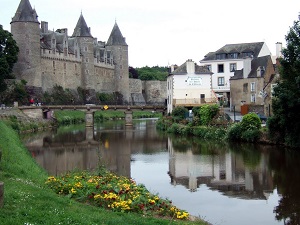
[106,22,131,104]
[72,13,95,94]
[11,0,42,89]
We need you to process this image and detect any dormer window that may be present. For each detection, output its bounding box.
[216,53,226,60]
[228,53,238,59]
[242,52,253,58]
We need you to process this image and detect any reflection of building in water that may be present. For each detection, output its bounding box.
[168,138,274,199]
[25,121,167,177]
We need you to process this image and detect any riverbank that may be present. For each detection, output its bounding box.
[0,120,208,225]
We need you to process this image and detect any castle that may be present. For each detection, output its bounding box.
[10,0,131,103]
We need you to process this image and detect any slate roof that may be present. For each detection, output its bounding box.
[230,55,272,80]
[107,22,127,46]
[72,14,93,37]
[11,0,39,23]
[201,42,265,61]
[171,61,212,75]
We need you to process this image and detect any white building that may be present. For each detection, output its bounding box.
[167,59,216,114]
[199,42,272,108]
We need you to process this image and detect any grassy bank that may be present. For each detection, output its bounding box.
[0,121,207,225]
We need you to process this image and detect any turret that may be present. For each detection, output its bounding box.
[10,0,42,89]
[106,22,131,104]
[72,13,95,93]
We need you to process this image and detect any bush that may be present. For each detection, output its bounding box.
[240,113,261,131]
[171,107,188,120]
[227,123,243,141]
[198,104,219,125]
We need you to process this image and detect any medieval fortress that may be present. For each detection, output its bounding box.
[10,0,166,104]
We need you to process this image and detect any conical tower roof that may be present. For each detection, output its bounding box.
[72,13,92,37]
[107,22,127,46]
[11,0,39,23]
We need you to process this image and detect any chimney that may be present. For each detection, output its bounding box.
[276,42,282,58]
[41,21,48,33]
[60,28,68,35]
[243,57,252,79]
[186,59,195,74]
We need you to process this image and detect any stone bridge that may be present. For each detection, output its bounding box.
[18,104,166,126]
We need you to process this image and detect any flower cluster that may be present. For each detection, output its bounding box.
[46,171,189,220]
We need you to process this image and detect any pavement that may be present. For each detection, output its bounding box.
[223,107,243,122]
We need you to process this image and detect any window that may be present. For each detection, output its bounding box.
[64,48,67,56]
[206,64,211,71]
[216,54,226,60]
[52,61,55,69]
[228,53,238,59]
[218,77,225,86]
[250,82,256,92]
[242,52,253,58]
[84,46,88,52]
[85,58,89,63]
[243,83,248,93]
[218,64,224,73]
[230,63,237,72]
[251,94,256,103]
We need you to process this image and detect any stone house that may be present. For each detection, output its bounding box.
[167,59,216,113]
[229,55,277,116]
[199,42,273,108]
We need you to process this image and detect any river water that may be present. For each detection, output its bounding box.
[21,119,300,225]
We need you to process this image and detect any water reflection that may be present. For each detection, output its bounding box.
[20,120,300,225]
[168,138,274,199]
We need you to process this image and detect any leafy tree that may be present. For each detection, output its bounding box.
[267,17,300,148]
[135,66,168,81]
[129,66,139,79]
[0,25,19,93]
[198,104,219,125]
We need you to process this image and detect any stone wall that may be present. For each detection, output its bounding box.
[143,80,167,104]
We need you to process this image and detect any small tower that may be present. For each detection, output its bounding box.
[72,13,96,101]
[10,0,42,90]
[106,22,131,104]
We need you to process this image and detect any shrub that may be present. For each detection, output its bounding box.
[240,113,261,131]
[171,107,188,121]
[241,129,261,142]
[227,123,243,141]
[198,104,219,125]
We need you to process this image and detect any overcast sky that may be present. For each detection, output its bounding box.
[1,0,300,67]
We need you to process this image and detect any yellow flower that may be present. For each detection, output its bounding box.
[70,188,76,194]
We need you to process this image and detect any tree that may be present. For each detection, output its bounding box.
[0,25,19,93]
[267,17,300,147]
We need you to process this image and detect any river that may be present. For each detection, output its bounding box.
[21,119,300,225]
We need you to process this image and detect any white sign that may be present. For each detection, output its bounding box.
[187,76,202,86]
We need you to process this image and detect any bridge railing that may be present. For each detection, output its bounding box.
[37,101,166,107]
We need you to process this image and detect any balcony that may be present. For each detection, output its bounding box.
[173,98,217,107]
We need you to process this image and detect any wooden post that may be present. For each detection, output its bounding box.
[0,182,3,207]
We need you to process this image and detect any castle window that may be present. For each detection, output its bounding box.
[84,46,88,52]
[85,58,89,63]
[52,61,55,69]
[75,64,77,71]
[64,48,67,56]
[64,63,66,70]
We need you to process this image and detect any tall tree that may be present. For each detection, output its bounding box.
[0,25,19,92]
[268,17,300,148]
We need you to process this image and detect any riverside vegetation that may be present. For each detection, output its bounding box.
[0,120,209,224]
[156,105,267,144]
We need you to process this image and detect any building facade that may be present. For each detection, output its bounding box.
[167,59,216,113]
[10,0,130,103]
[199,42,272,108]
[230,55,278,116]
